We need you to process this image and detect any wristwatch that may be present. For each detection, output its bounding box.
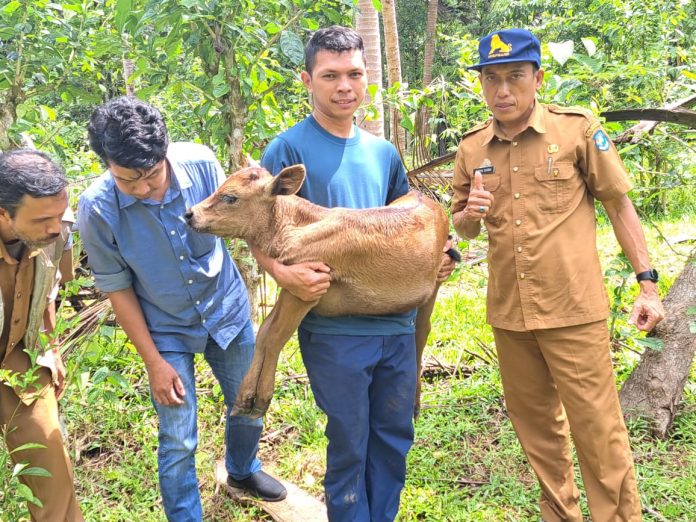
[636,269,659,283]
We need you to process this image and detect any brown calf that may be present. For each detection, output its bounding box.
[185,164,454,418]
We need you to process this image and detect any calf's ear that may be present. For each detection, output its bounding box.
[271,165,306,196]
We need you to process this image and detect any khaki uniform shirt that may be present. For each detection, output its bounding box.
[451,102,633,331]
[0,242,38,366]
[1,214,74,401]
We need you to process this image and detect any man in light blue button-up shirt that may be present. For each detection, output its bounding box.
[77,97,286,520]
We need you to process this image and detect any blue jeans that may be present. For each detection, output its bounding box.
[298,328,417,522]
[152,321,263,521]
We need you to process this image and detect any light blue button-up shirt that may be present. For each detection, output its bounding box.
[78,142,250,353]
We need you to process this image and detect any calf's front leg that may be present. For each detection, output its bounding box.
[233,289,316,419]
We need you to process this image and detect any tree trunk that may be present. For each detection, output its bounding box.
[123,57,135,95]
[355,0,384,138]
[422,0,438,87]
[619,248,696,438]
[221,68,261,325]
[0,101,15,150]
[381,0,406,154]
[414,0,439,168]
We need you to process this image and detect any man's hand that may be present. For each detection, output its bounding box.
[462,172,494,221]
[36,347,67,399]
[272,260,331,302]
[146,357,186,405]
[629,284,665,332]
[437,239,457,282]
[52,347,67,399]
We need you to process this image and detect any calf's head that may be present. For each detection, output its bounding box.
[185,164,306,240]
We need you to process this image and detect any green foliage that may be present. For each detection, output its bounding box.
[0,347,52,520]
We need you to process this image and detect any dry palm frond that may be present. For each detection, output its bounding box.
[59,294,113,357]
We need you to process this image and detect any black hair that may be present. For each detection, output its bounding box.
[304,25,365,75]
[87,96,168,171]
[0,149,68,217]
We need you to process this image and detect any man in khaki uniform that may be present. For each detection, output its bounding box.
[0,149,83,521]
[451,29,665,522]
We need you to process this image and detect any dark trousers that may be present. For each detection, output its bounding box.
[298,327,417,522]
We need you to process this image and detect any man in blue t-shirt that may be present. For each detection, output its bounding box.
[256,26,455,522]
[78,97,286,521]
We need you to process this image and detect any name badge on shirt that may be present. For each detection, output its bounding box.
[473,158,495,175]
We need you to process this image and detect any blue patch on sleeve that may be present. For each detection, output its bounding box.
[593,130,610,152]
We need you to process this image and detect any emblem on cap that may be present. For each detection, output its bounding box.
[489,34,513,58]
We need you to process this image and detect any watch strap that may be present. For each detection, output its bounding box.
[636,269,658,283]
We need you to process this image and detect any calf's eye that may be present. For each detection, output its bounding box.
[221,194,238,204]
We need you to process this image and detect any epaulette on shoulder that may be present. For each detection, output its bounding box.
[462,118,493,138]
[547,104,602,137]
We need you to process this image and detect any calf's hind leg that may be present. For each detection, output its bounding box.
[233,290,316,419]
[413,283,441,419]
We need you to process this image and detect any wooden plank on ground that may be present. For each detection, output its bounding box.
[215,460,328,522]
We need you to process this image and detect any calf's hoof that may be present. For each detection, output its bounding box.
[231,398,270,419]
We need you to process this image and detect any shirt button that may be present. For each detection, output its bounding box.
[519,273,526,279]
[196,300,200,305]
[10,341,15,347]
[202,319,206,324]
[514,193,520,199]
[16,292,22,298]
[515,219,522,226]
[160,205,165,209]
[517,246,522,253]
[179,255,184,261]
[512,141,518,146]
[512,166,519,172]
[170,230,176,235]
[188,280,193,285]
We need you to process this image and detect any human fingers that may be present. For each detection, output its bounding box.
[474,172,483,191]
[306,261,331,273]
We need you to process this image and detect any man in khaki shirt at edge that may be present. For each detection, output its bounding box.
[0,149,83,521]
[451,29,665,522]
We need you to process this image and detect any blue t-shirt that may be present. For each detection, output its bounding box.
[78,142,250,353]
[261,115,416,336]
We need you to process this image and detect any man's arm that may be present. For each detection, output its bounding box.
[107,287,185,405]
[249,244,331,302]
[602,194,665,331]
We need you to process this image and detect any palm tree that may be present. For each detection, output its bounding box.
[355,0,384,138]
[382,0,407,154]
[423,0,439,87]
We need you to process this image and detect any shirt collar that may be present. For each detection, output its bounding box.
[115,152,193,209]
[480,100,547,146]
[0,240,40,265]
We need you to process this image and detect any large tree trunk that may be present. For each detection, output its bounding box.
[414,0,439,169]
[619,248,696,438]
[381,0,406,154]
[422,0,438,87]
[355,0,384,138]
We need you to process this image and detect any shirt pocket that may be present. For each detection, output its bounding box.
[480,174,503,224]
[533,162,576,213]
[188,231,217,260]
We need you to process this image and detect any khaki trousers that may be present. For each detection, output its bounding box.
[1,353,83,522]
[493,321,641,522]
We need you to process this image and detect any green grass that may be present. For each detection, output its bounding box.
[2,215,695,521]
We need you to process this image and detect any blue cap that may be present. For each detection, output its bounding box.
[469,29,541,71]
